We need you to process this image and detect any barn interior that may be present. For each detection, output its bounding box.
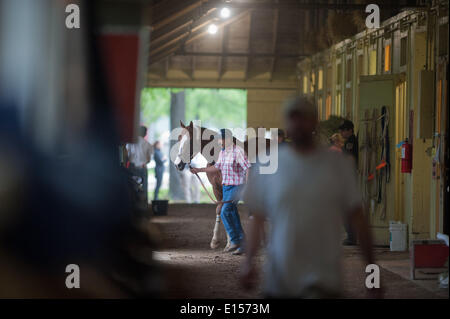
[0,0,448,300]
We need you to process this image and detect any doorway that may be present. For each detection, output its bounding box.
[140,88,247,203]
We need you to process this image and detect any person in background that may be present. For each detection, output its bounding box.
[339,120,358,163]
[190,129,251,255]
[240,96,375,298]
[338,120,358,245]
[329,133,345,153]
[126,126,154,204]
[153,141,166,200]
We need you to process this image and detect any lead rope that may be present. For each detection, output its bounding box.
[190,167,234,204]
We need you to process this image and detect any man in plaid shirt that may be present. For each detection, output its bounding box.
[190,129,250,255]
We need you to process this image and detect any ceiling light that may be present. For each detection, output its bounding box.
[220,7,231,19]
[208,24,218,34]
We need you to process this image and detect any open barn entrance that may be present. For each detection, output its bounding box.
[141,88,247,202]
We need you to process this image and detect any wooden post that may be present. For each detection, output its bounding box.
[170,90,186,200]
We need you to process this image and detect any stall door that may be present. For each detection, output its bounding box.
[359,75,398,245]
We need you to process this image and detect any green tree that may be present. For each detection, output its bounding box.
[140,88,170,125]
[185,88,246,128]
[141,88,247,129]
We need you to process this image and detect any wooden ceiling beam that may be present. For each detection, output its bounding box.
[150,8,217,51]
[151,6,220,47]
[150,0,203,31]
[149,17,214,57]
[149,10,250,66]
[183,10,249,46]
[224,1,425,10]
[218,25,229,80]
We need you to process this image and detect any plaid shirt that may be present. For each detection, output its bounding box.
[215,145,251,185]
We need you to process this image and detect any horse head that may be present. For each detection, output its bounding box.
[174,120,197,171]
[173,121,222,171]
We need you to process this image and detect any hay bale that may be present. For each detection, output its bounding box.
[352,11,366,31]
[327,12,359,44]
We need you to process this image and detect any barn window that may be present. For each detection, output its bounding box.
[439,23,448,56]
[384,44,391,72]
[400,37,407,66]
[357,54,364,79]
[326,66,332,90]
[337,63,342,85]
[335,92,342,116]
[369,49,377,75]
[325,94,332,119]
[346,59,352,82]
[317,97,323,120]
[345,88,353,118]
[303,75,308,94]
[318,68,323,90]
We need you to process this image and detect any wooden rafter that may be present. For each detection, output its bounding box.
[222,1,424,10]
[218,25,229,80]
[149,7,221,57]
[150,0,203,31]
[183,10,249,46]
[150,7,218,48]
[149,10,249,66]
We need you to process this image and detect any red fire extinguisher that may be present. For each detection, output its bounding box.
[401,138,412,173]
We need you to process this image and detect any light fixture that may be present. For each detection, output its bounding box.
[220,7,231,19]
[208,24,218,34]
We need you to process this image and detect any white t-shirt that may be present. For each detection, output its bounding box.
[244,145,362,297]
[126,136,154,168]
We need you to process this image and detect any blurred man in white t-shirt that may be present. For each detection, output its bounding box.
[241,96,376,298]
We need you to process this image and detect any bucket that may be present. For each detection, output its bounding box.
[389,221,407,251]
[152,200,168,216]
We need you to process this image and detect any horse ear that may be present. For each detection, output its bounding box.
[180,120,185,128]
[189,121,193,127]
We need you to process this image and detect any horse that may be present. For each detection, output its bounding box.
[173,121,272,250]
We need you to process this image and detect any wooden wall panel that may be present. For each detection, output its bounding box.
[247,89,296,130]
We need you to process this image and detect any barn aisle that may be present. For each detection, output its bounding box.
[150,204,264,298]
[149,204,447,299]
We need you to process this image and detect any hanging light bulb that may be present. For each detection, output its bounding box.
[208,24,218,34]
[220,7,231,19]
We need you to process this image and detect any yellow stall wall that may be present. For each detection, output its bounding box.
[247,89,297,131]
[359,75,397,245]
[411,32,432,240]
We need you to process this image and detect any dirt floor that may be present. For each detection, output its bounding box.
[148,204,448,299]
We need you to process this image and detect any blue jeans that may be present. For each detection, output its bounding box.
[154,166,164,200]
[221,185,244,245]
[129,165,148,204]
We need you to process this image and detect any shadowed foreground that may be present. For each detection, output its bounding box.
[150,204,448,299]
